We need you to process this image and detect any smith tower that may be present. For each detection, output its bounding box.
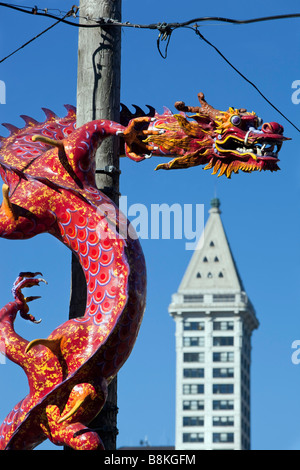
[169,199,259,450]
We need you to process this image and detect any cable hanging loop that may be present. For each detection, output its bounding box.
[156,23,173,59]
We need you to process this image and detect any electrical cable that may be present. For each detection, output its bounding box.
[0,2,299,132]
[0,3,86,26]
[0,3,300,29]
[0,7,75,64]
[154,24,300,133]
[194,29,300,133]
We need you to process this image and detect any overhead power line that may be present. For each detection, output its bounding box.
[0,3,300,28]
[194,29,300,134]
[0,8,76,64]
[0,2,299,133]
[0,3,79,24]
[155,23,300,133]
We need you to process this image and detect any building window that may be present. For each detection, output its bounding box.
[213,368,234,378]
[184,321,205,331]
[183,433,204,443]
[218,272,224,278]
[183,416,204,427]
[213,416,234,426]
[213,336,234,346]
[184,352,205,362]
[183,337,205,347]
[210,241,215,247]
[213,400,234,410]
[207,272,213,278]
[213,384,234,394]
[214,256,219,262]
[183,295,204,303]
[203,256,208,262]
[213,294,235,302]
[183,400,204,410]
[213,352,234,362]
[213,321,234,331]
[183,384,204,395]
[212,433,234,443]
[184,368,204,378]
[196,272,201,278]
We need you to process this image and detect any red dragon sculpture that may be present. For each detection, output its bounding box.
[0,93,289,450]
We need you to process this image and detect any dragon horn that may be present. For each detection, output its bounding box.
[174,92,221,119]
[197,92,221,118]
[32,135,64,148]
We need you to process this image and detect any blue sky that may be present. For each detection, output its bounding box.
[0,0,300,450]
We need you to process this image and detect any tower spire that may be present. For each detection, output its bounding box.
[178,198,243,292]
[169,200,259,450]
[209,197,221,214]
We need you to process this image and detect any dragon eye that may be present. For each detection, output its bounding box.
[230,115,241,126]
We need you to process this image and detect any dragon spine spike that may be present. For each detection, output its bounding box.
[63,105,77,121]
[131,104,145,115]
[120,103,156,127]
[64,104,76,114]
[41,108,58,120]
[1,123,20,135]
[120,103,130,112]
[145,105,156,115]
[163,106,172,115]
[20,115,39,126]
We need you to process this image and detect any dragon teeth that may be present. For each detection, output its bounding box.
[236,144,278,158]
[237,147,254,153]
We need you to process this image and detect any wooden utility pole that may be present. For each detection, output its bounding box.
[68,0,122,450]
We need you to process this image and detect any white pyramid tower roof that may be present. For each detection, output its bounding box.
[178,198,244,294]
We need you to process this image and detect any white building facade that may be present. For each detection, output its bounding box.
[169,199,259,450]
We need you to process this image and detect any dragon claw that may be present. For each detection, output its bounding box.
[12,272,46,324]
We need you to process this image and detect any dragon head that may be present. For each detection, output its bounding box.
[204,101,287,177]
[123,92,290,177]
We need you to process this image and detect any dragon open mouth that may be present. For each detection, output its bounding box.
[204,125,289,177]
[214,135,283,162]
